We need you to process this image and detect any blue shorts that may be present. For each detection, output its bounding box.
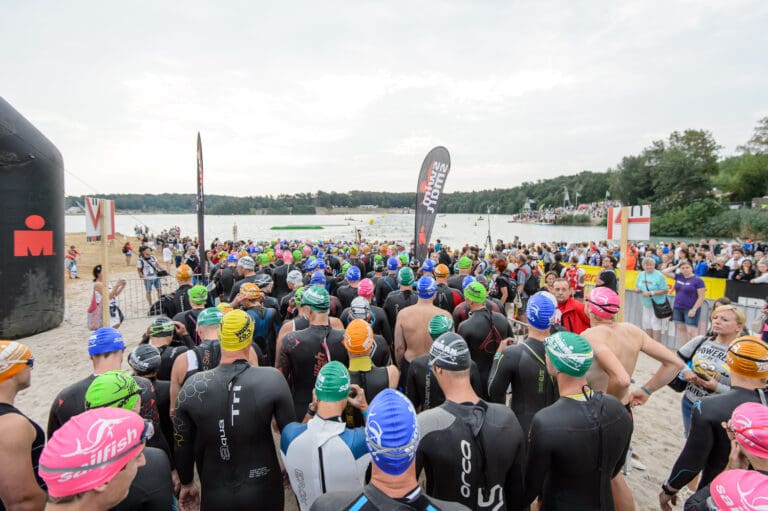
[673,307,701,326]
[143,277,162,292]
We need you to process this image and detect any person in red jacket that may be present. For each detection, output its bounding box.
[553,278,591,334]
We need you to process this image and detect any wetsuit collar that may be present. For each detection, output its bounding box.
[349,356,372,372]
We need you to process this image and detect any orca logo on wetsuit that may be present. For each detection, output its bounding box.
[460,439,504,511]
[218,419,230,461]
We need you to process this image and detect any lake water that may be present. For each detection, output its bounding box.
[66,213,607,246]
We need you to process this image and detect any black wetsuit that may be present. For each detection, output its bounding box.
[452,300,502,325]
[0,403,46,507]
[373,274,398,307]
[155,342,189,381]
[433,284,463,314]
[48,374,169,456]
[336,284,360,310]
[666,387,768,491]
[405,356,483,411]
[447,274,468,291]
[174,362,296,511]
[346,365,390,428]
[383,290,418,332]
[310,484,469,511]
[245,305,280,366]
[279,289,297,320]
[278,324,349,418]
[112,447,174,511]
[228,274,259,302]
[272,262,298,302]
[457,309,512,398]
[215,266,238,300]
[524,392,633,510]
[172,283,193,315]
[487,337,559,435]
[416,400,525,511]
[339,305,394,348]
[173,308,204,346]
[183,340,222,383]
[147,377,174,463]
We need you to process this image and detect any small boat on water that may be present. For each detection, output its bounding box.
[270,225,324,230]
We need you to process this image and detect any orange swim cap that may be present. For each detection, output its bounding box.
[0,341,33,383]
[176,264,193,281]
[344,319,374,355]
[727,336,768,379]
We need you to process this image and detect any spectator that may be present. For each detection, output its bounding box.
[663,261,706,347]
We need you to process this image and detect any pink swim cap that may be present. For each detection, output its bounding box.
[358,278,374,298]
[283,251,293,263]
[275,249,283,258]
[302,245,312,256]
[731,402,768,458]
[710,469,768,510]
[39,408,149,498]
[586,287,620,319]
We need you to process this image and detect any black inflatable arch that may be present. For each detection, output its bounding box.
[0,97,65,338]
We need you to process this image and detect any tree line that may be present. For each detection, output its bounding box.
[66,118,768,236]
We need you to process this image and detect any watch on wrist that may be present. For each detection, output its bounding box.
[661,483,677,496]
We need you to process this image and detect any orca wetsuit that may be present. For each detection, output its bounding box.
[405,356,483,411]
[416,400,526,511]
[666,387,767,491]
[174,361,295,511]
[487,336,559,435]
[524,391,633,510]
[310,484,469,511]
[457,309,512,398]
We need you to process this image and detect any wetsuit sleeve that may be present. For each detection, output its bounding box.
[379,311,394,347]
[504,425,526,511]
[46,395,63,439]
[172,382,198,485]
[140,448,175,511]
[487,348,517,404]
[405,363,421,409]
[523,415,549,505]
[270,369,297,430]
[666,401,713,489]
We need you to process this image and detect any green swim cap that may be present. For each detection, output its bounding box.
[314,361,350,402]
[294,286,304,307]
[302,285,330,311]
[429,314,453,340]
[85,370,140,411]
[197,307,224,326]
[459,256,472,269]
[341,262,351,275]
[397,267,414,286]
[259,253,269,265]
[464,282,487,303]
[188,285,208,305]
[293,249,302,261]
[374,254,383,262]
[544,331,594,377]
[399,253,409,265]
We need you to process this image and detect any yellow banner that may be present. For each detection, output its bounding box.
[577,265,726,300]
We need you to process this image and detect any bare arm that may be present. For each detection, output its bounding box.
[387,365,400,389]
[0,415,46,511]
[632,335,685,405]
[394,319,406,366]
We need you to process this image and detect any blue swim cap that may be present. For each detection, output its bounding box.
[526,292,556,330]
[88,328,126,356]
[387,257,399,271]
[421,259,435,273]
[305,259,318,272]
[417,276,437,299]
[365,389,419,475]
[310,271,326,285]
[346,265,361,282]
[226,253,239,263]
[462,275,476,290]
[316,259,327,271]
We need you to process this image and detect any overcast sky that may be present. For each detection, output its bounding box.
[3,1,767,197]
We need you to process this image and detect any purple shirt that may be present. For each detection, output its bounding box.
[673,274,705,309]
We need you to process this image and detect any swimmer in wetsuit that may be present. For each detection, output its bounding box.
[487,292,560,437]
[659,336,768,510]
[457,282,512,398]
[382,267,418,333]
[524,331,633,510]
[416,333,526,511]
[311,389,469,511]
[174,310,295,511]
[277,285,348,419]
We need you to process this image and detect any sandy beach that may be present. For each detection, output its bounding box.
[14,234,686,510]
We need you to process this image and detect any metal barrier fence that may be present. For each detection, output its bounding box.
[108,274,208,321]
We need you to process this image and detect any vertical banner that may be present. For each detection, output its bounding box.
[414,146,451,263]
[85,197,115,241]
[196,132,206,275]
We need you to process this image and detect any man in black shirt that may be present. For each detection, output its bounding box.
[417,333,525,511]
